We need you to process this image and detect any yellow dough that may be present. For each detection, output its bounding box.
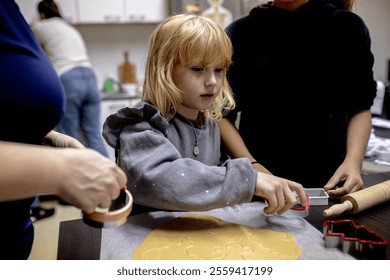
[132,213,301,260]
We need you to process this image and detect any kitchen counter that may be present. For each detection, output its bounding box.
[101,92,140,100]
[57,172,390,260]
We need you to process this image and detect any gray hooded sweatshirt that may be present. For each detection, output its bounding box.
[103,101,257,212]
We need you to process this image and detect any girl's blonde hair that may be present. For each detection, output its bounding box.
[142,14,235,120]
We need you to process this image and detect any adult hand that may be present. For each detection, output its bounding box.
[323,162,364,198]
[54,148,127,214]
[254,172,306,215]
[42,130,85,149]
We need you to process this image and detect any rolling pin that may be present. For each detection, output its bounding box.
[323,180,390,217]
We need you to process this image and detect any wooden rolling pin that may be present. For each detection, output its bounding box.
[323,180,390,217]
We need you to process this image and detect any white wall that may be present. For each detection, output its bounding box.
[355,0,390,83]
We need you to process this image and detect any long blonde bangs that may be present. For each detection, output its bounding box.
[142,14,235,120]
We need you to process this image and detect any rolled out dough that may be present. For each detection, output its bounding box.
[132,213,301,260]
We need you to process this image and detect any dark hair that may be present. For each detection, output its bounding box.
[38,0,62,18]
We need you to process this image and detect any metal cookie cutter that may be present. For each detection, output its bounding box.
[283,193,310,217]
[83,189,133,228]
[323,219,388,259]
[304,188,329,206]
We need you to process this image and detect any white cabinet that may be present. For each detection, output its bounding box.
[57,0,78,24]
[77,0,169,24]
[76,0,124,23]
[15,0,77,24]
[16,0,170,25]
[124,0,169,23]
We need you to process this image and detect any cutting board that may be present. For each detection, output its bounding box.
[118,51,137,84]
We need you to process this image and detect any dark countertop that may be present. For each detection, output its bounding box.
[57,172,390,260]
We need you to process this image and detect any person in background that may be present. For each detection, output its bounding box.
[31,0,108,157]
[0,0,127,260]
[103,14,306,216]
[218,0,376,198]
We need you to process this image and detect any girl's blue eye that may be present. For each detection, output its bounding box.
[191,67,203,72]
[215,68,224,73]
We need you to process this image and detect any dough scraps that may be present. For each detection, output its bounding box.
[132,213,301,260]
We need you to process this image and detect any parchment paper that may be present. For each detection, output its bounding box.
[100,201,354,260]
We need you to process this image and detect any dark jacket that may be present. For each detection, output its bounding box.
[226,0,376,188]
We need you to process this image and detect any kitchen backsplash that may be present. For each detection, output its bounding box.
[76,23,155,92]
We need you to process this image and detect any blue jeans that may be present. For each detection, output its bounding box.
[58,67,108,156]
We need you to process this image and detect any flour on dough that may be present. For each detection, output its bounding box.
[132,213,301,260]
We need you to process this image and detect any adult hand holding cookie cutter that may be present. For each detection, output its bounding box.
[83,189,133,228]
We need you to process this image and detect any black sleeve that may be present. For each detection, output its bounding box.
[332,11,377,115]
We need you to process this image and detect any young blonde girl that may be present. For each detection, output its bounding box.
[103,14,305,214]
[143,14,234,121]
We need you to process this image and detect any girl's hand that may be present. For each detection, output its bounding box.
[254,172,306,215]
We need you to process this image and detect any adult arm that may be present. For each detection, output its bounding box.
[0,139,126,213]
[324,110,371,196]
[324,12,376,196]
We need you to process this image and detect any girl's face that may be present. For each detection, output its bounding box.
[173,58,225,120]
